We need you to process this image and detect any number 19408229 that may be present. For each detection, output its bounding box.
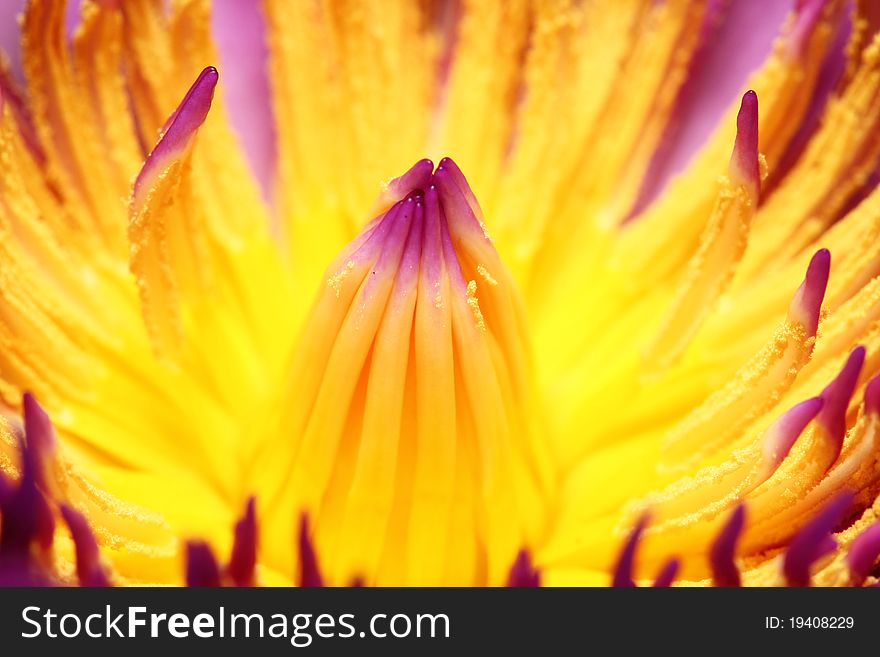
[765,616,855,629]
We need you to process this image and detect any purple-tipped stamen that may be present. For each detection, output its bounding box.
[436,157,473,200]
[846,523,880,586]
[185,541,222,587]
[385,158,434,200]
[0,397,61,585]
[864,373,880,416]
[815,346,865,461]
[227,496,257,586]
[0,395,57,558]
[60,505,110,587]
[21,394,58,551]
[436,157,485,221]
[788,248,830,337]
[23,392,56,484]
[156,66,219,149]
[783,492,854,587]
[760,397,824,475]
[506,549,541,587]
[132,66,219,201]
[612,513,649,587]
[652,558,680,588]
[298,513,324,587]
[710,504,746,587]
[730,90,760,202]
[0,470,52,585]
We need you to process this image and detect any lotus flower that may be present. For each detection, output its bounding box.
[1,0,880,587]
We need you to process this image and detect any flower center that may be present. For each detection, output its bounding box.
[253,158,551,585]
